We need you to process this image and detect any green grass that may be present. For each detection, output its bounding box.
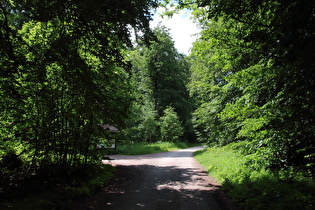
[116,141,200,155]
[194,144,315,210]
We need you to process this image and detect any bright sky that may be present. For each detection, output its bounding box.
[150,8,200,55]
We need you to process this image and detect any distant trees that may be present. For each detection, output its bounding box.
[125,25,195,142]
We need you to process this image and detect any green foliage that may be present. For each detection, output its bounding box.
[125,24,195,142]
[2,0,314,206]
[141,110,161,142]
[186,0,315,175]
[0,0,159,174]
[160,107,184,142]
[0,0,161,204]
[195,145,315,209]
[188,17,244,145]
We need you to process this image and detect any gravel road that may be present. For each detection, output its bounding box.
[75,146,236,210]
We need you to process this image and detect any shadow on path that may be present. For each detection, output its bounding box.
[75,165,236,210]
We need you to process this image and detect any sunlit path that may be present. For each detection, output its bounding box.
[77,147,236,210]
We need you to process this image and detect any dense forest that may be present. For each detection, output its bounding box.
[1,0,314,206]
[0,0,159,200]
[184,0,315,175]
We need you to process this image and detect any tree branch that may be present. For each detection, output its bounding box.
[230,15,271,29]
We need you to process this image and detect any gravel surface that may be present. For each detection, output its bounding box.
[75,146,237,210]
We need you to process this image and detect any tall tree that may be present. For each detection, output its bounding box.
[127,25,195,142]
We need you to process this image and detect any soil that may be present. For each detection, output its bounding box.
[74,146,237,210]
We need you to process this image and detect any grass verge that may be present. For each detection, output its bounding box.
[194,144,315,209]
[116,141,200,155]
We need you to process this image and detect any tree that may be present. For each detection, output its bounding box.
[185,1,315,174]
[160,107,183,142]
[144,25,194,140]
[141,110,160,143]
[0,0,158,174]
[188,16,247,145]
[127,24,195,142]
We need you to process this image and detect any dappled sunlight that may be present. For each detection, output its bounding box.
[77,147,232,209]
[78,165,224,209]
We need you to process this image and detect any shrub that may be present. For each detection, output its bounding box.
[160,107,183,142]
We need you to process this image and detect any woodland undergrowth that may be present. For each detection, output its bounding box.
[194,144,315,210]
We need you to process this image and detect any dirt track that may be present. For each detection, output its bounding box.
[75,146,236,210]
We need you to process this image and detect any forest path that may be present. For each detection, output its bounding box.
[75,146,236,210]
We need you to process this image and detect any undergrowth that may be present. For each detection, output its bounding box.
[116,141,199,155]
[1,163,116,209]
[194,144,315,209]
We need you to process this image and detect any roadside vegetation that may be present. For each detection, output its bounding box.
[116,141,200,155]
[195,145,315,209]
[1,163,115,209]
